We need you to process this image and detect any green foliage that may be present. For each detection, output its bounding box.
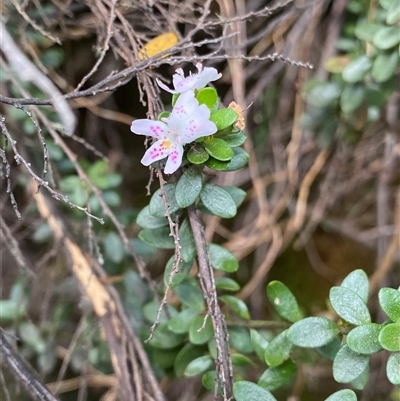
[209,243,239,272]
[175,166,203,208]
[324,390,358,401]
[258,359,297,391]
[266,281,302,323]
[250,329,270,362]
[387,353,400,385]
[329,286,371,325]
[200,184,237,218]
[379,287,400,322]
[149,183,180,218]
[264,329,293,367]
[346,324,383,354]
[184,355,213,377]
[233,381,277,401]
[302,0,399,147]
[333,345,369,383]
[219,295,250,319]
[287,317,339,348]
[196,87,219,111]
[210,108,238,130]
[189,316,214,344]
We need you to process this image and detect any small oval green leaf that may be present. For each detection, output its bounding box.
[168,308,199,334]
[287,317,339,348]
[231,353,254,366]
[215,277,241,292]
[149,323,185,349]
[305,81,341,107]
[387,2,400,25]
[221,130,247,147]
[354,22,381,42]
[138,227,175,249]
[333,345,369,383]
[342,56,372,82]
[350,363,369,390]
[219,295,250,319]
[229,326,253,354]
[225,147,249,171]
[250,330,270,362]
[184,355,213,377]
[189,315,214,345]
[372,51,399,83]
[341,269,369,304]
[324,389,358,401]
[210,108,238,130]
[175,280,205,311]
[378,287,400,322]
[204,138,234,161]
[187,145,209,164]
[209,243,239,272]
[329,287,371,325]
[202,370,217,392]
[340,85,366,114]
[221,186,246,208]
[175,166,203,208]
[387,352,400,385]
[200,184,237,218]
[164,256,192,288]
[136,205,168,229]
[266,281,302,323]
[378,323,400,351]
[233,381,278,401]
[373,26,400,49]
[205,157,230,171]
[179,218,196,263]
[258,359,297,391]
[174,344,205,377]
[196,87,218,111]
[347,324,383,354]
[264,330,293,367]
[149,183,179,218]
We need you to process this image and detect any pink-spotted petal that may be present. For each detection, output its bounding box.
[164,145,184,174]
[180,113,217,143]
[141,140,172,166]
[131,119,168,139]
[169,90,199,121]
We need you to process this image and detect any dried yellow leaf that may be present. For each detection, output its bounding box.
[138,32,178,60]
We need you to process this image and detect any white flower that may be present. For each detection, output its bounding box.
[131,90,217,174]
[156,62,221,94]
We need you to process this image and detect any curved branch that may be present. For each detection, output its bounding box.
[0,330,61,401]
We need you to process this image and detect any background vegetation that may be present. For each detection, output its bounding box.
[0,0,399,400]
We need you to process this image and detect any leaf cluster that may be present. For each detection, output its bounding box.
[233,270,400,401]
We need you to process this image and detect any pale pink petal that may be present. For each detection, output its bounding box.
[180,113,217,143]
[141,140,171,166]
[170,91,198,121]
[131,120,168,138]
[164,145,184,174]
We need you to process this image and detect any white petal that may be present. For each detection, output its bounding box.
[141,140,172,166]
[156,78,176,94]
[164,145,184,174]
[169,91,199,121]
[193,67,222,90]
[131,119,168,138]
[180,107,217,143]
